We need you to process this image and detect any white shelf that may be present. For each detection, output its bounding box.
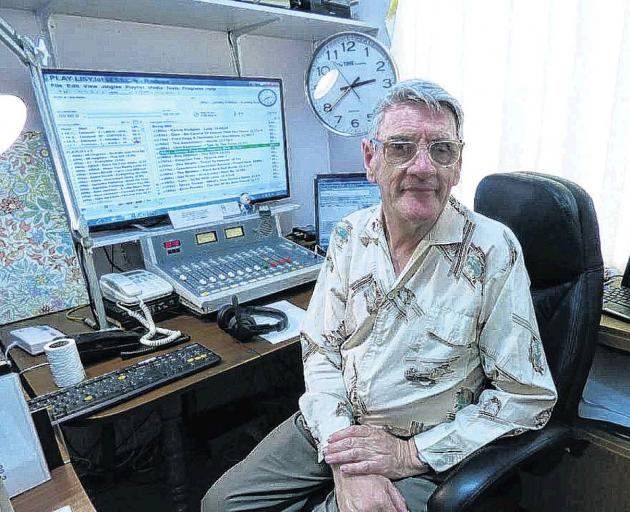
[89,202,299,248]
[0,0,378,40]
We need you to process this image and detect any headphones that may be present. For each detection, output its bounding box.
[217,295,288,343]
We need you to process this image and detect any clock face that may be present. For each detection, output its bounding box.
[258,88,278,107]
[305,32,398,136]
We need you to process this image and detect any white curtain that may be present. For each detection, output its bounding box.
[391,0,630,268]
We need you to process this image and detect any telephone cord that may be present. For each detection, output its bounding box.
[116,300,181,347]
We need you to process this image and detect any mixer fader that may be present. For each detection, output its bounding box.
[141,215,323,315]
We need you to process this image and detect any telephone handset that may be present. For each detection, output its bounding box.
[99,270,180,347]
[100,270,173,305]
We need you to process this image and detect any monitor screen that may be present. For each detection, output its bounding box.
[41,69,290,229]
[315,173,381,251]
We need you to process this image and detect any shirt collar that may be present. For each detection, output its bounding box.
[426,196,469,245]
[365,196,469,246]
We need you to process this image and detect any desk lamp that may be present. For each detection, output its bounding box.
[0,94,26,154]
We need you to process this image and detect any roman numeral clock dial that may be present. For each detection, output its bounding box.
[305,32,398,136]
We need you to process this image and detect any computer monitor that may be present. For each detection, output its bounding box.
[40,69,290,230]
[314,173,381,252]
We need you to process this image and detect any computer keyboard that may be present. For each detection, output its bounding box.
[603,286,630,321]
[28,343,221,424]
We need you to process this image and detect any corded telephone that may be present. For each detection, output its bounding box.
[99,270,180,347]
[99,269,173,305]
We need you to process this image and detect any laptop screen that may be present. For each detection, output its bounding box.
[314,173,381,252]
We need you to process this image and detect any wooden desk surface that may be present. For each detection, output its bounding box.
[599,313,630,352]
[1,286,312,420]
[4,284,628,421]
[11,463,95,512]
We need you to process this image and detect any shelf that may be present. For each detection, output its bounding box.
[89,202,299,248]
[0,0,378,41]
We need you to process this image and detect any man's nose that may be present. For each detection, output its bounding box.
[406,147,436,176]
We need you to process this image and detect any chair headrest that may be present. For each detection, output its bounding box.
[474,172,599,287]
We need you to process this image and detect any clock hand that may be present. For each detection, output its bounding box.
[329,86,353,110]
[335,67,362,100]
[329,76,362,110]
[340,78,376,91]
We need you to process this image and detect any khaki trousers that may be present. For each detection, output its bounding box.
[202,412,437,512]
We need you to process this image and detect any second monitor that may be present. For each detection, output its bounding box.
[314,173,381,252]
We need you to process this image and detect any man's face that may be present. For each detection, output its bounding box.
[362,102,462,226]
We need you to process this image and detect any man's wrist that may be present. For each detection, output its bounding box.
[406,438,428,473]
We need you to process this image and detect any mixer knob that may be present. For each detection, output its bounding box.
[219,274,227,280]
[209,277,217,283]
[254,265,261,271]
[199,279,207,285]
[245,267,252,273]
[227,271,235,278]
[237,270,244,276]
[179,274,187,281]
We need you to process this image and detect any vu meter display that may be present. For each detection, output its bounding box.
[196,231,217,245]
[224,226,245,239]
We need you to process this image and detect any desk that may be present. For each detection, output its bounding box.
[11,463,95,512]
[1,285,312,512]
[598,313,630,353]
[520,312,630,512]
[4,295,629,512]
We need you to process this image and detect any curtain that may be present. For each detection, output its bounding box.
[390,0,630,268]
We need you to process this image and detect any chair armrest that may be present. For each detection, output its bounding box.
[427,423,572,512]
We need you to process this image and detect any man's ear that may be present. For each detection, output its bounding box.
[362,139,377,183]
[452,150,463,186]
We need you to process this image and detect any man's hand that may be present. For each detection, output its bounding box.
[332,465,408,512]
[324,425,428,479]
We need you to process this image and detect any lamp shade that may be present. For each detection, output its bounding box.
[0,95,27,154]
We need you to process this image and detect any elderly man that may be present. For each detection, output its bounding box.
[203,79,557,512]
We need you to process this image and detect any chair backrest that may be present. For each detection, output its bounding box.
[474,172,604,422]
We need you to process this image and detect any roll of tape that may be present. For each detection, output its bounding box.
[44,338,85,388]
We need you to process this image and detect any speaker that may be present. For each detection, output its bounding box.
[217,296,288,343]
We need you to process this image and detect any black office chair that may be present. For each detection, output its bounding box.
[427,172,604,511]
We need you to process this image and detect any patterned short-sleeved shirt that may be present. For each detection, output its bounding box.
[299,196,557,472]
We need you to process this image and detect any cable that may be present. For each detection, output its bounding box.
[115,299,181,346]
[19,362,50,375]
[65,304,87,323]
[3,341,18,366]
[314,244,327,257]
[114,409,158,452]
[119,334,189,359]
[102,246,124,272]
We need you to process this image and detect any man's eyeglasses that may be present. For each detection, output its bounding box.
[371,139,464,168]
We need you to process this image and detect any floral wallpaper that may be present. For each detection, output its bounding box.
[0,131,88,325]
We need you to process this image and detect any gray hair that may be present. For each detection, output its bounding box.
[367,79,464,140]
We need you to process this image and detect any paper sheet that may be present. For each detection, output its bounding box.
[169,202,241,229]
[252,300,306,344]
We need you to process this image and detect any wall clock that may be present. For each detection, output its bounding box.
[305,31,398,136]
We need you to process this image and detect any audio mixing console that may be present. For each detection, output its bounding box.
[141,214,324,314]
